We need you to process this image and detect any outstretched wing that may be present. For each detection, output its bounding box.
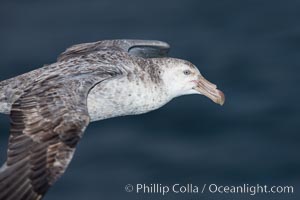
[0,72,118,200]
[58,39,170,61]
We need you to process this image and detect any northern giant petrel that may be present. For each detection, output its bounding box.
[0,40,225,200]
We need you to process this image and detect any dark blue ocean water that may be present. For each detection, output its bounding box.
[0,0,299,199]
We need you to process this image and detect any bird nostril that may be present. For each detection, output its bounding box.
[198,77,217,90]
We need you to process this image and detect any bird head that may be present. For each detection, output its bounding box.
[161,59,225,106]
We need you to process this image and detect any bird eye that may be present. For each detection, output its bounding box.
[183,70,191,75]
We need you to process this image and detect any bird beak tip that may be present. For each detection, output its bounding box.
[195,76,225,106]
[217,90,225,106]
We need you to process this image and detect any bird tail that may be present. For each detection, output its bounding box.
[0,79,13,114]
[0,68,41,115]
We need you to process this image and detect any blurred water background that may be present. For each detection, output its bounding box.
[0,0,299,199]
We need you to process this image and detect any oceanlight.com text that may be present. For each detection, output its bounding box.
[124,183,294,196]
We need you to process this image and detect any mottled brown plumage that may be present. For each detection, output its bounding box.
[0,39,225,200]
[0,40,171,200]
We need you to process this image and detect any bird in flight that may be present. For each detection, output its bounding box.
[0,39,225,200]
